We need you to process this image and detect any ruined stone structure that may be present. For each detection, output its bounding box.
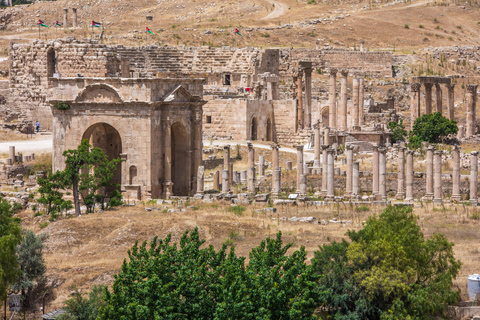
[48,77,205,200]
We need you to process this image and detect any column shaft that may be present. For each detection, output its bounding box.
[339,70,348,130]
[435,83,443,114]
[352,77,360,128]
[327,148,335,198]
[434,151,442,204]
[321,145,329,194]
[359,77,365,126]
[329,69,337,129]
[396,147,405,199]
[346,145,354,195]
[379,148,387,200]
[471,151,478,204]
[305,68,312,128]
[406,150,414,201]
[467,84,478,137]
[447,84,455,120]
[372,146,379,195]
[353,162,359,195]
[297,72,304,130]
[410,83,421,130]
[451,145,461,202]
[425,83,433,114]
[296,145,304,193]
[314,126,321,168]
[425,146,435,200]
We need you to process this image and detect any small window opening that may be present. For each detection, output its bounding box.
[224,74,231,86]
[206,115,212,124]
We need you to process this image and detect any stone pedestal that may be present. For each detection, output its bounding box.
[247,167,256,194]
[396,146,405,199]
[295,145,304,193]
[352,161,359,195]
[406,150,414,201]
[372,146,379,196]
[447,83,455,120]
[328,69,337,129]
[326,148,335,199]
[240,170,247,184]
[352,77,360,128]
[470,151,478,204]
[451,145,461,202]
[467,84,478,137]
[379,147,387,200]
[346,144,354,196]
[196,166,204,195]
[321,145,329,195]
[424,145,435,200]
[434,150,442,204]
[425,83,433,114]
[410,83,421,129]
[457,125,465,139]
[339,70,348,130]
[299,174,307,196]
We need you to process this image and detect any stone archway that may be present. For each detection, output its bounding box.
[171,122,190,196]
[46,48,56,78]
[82,123,122,186]
[251,117,258,141]
[266,117,272,141]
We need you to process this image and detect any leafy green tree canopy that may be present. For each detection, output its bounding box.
[409,112,458,149]
[98,228,322,320]
[312,205,461,320]
[387,119,407,143]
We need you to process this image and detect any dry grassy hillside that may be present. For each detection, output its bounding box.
[0,0,478,50]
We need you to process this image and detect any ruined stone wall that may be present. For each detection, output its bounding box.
[202,99,248,141]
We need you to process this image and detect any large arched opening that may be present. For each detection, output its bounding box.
[171,122,190,196]
[82,123,122,187]
[250,117,257,141]
[46,48,56,78]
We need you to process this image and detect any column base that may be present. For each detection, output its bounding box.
[405,197,414,202]
[163,181,173,199]
[422,194,434,201]
[395,192,405,200]
[450,195,461,202]
[470,199,478,205]
[433,198,443,204]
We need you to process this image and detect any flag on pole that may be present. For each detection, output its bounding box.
[38,20,48,27]
[55,21,61,27]
[146,27,154,34]
[235,28,242,36]
[92,21,102,28]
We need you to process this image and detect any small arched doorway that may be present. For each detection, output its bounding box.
[82,123,122,187]
[266,118,272,141]
[251,117,257,141]
[171,122,190,196]
[46,48,56,78]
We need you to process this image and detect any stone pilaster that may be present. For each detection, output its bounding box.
[451,145,461,202]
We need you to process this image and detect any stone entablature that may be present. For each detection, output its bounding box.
[48,77,206,199]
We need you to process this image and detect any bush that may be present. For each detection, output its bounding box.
[408,112,458,149]
[404,24,409,29]
[54,101,70,110]
[387,119,407,143]
[57,285,107,320]
[228,205,246,216]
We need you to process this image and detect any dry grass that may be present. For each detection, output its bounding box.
[12,199,480,313]
[0,130,32,141]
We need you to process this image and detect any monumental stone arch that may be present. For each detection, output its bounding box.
[49,77,206,200]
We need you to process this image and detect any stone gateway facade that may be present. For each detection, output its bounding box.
[49,77,205,200]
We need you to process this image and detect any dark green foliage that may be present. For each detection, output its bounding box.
[312,205,461,320]
[408,112,458,149]
[57,285,107,320]
[54,101,70,110]
[0,199,22,301]
[98,228,322,319]
[387,119,407,143]
[37,171,72,217]
[12,230,48,312]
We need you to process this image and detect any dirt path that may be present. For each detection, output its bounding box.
[0,136,52,153]
[261,0,288,20]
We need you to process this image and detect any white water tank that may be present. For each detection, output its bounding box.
[468,274,480,300]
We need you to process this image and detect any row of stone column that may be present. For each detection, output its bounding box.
[329,69,365,131]
[62,8,78,28]
[293,62,313,130]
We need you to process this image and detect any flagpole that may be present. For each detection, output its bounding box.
[234,31,236,49]
[38,24,40,40]
[55,25,57,39]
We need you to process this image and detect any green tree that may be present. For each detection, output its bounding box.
[12,230,48,312]
[0,198,22,302]
[98,228,322,319]
[62,139,121,216]
[57,285,107,320]
[312,205,461,320]
[408,112,458,149]
[387,119,407,143]
[37,171,72,217]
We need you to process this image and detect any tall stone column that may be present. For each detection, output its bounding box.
[451,145,461,202]
[63,8,68,28]
[352,77,360,129]
[446,83,455,120]
[163,122,173,198]
[196,166,204,195]
[339,70,348,130]
[247,142,255,194]
[406,150,414,201]
[314,124,321,168]
[213,171,220,190]
[258,156,265,177]
[273,168,281,198]
[424,83,433,114]
[328,69,337,129]
[353,162,359,195]
[434,150,443,204]
[321,145,329,194]
[297,70,304,130]
[192,109,203,194]
[326,148,335,199]
[223,145,231,192]
[72,8,78,28]
[9,146,15,163]
[396,146,405,200]
[271,143,280,170]
[466,84,478,137]
[424,145,435,200]
[359,77,365,126]
[410,83,421,130]
[247,142,255,168]
[372,146,379,196]
[379,147,387,200]
[346,144,354,196]
[295,145,304,193]
[435,83,443,114]
[471,151,478,205]
[323,126,330,145]
[304,67,312,128]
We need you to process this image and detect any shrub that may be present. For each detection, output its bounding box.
[54,101,70,110]
[228,205,246,216]
[419,24,424,28]
[387,119,407,143]
[404,24,409,29]
[408,112,458,149]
